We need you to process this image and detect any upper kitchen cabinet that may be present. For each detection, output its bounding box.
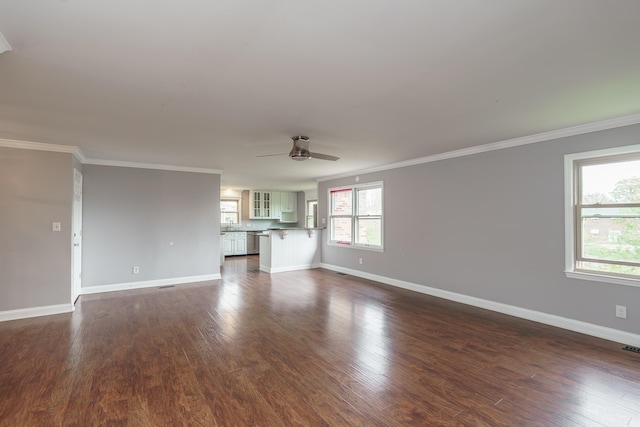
[271,191,282,220]
[279,192,298,223]
[249,190,272,219]
[246,190,298,222]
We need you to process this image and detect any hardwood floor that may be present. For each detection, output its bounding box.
[1,256,640,426]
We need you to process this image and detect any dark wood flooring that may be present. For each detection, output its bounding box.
[1,256,640,426]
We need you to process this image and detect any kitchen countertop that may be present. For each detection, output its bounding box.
[222,227,325,231]
[266,227,326,231]
[222,228,326,235]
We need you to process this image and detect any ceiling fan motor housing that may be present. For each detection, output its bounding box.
[290,136,311,160]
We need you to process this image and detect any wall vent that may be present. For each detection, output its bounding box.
[158,285,175,289]
[622,345,640,354]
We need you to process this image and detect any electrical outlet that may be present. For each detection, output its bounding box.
[359,258,363,265]
[133,266,140,274]
[52,222,61,232]
[616,305,627,319]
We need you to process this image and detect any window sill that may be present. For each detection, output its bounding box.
[328,242,384,252]
[565,270,640,288]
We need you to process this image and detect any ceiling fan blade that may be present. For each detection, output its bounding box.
[309,152,339,161]
[256,153,285,158]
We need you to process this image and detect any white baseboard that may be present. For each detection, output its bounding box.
[0,303,74,322]
[321,263,640,348]
[81,274,221,295]
[260,263,321,274]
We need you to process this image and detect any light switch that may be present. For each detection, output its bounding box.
[52,222,61,232]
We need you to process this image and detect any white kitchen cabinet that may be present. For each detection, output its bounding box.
[271,191,282,220]
[222,235,233,255]
[279,192,297,223]
[223,232,247,256]
[248,190,297,222]
[234,233,247,255]
[249,191,272,219]
[281,192,297,212]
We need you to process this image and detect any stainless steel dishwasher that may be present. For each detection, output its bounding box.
[246,231,260,254]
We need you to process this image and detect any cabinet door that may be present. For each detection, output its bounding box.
[280,192,290,212]
[279,192,297,222]
[282,192,297,212]
[235,233,247,255]
[271,191,281,219]
[262,192,271,218]
[250,191,262,219]
[222,234,233,256]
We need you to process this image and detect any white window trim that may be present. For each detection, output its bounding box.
[328,181,384,252]
[564,144,640,288]
[306,199,318,229]
[221,198,241,226]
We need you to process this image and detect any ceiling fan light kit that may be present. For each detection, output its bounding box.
[0,32,12,54]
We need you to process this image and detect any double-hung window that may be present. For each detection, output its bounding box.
[565,145,640,286]
[329,182,383,250]
[221,199,240,225]
[307,200,318,228]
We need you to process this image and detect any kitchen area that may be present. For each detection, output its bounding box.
[220,189,321,271]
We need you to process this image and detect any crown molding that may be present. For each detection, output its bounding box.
[0,138,85,159]
[83,158,223,175]
[316,113,640,182]
[0,138,221,174]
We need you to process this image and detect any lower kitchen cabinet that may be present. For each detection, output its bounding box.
[223,232,247,256]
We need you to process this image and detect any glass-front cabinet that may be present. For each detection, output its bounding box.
[248,190,298,221]
[250,191,272,219]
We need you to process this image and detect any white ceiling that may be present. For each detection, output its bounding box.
[1,1,640,191]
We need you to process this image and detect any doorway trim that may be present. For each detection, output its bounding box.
[72,168,83,304]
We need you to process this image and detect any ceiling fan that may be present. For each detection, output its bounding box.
[257,136,339,161]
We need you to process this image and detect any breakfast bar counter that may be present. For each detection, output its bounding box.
[259,228,322,273]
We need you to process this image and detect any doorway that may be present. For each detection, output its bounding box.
[72,168,83,304]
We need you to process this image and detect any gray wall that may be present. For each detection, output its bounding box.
[0,147,73,310]
[318,123,640,335]
[82,165,220,287]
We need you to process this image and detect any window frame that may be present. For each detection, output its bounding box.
[564,144,640,287]
[328,181,384,251]
[306,199,318,229]
[220,198,240,226]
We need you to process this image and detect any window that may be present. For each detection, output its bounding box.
[306,200,318,228]
[329,182,383,250]
[565,145,640,286]
[221,199,239,225]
